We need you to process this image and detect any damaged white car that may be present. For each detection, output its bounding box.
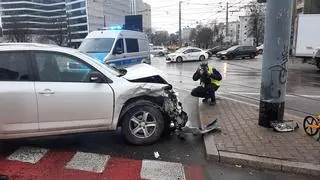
[0,43,188,145]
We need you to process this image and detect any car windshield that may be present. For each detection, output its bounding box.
[78,51,126,76]
[79,38,115,53]
[226,46,240,51]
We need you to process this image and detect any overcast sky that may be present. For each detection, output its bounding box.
[143,0,252,33]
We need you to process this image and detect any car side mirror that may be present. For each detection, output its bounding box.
[89,71,106,83]
[113,48,123,55]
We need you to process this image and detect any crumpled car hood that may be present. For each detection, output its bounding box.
[123,63,168,81]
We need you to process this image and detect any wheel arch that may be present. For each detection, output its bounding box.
[117,95,165,127]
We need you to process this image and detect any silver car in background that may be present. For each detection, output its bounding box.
[150,46,168,56]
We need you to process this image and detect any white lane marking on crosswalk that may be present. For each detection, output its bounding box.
[7,147,48,164]
[140,160,186,180]
[65,152,110,173]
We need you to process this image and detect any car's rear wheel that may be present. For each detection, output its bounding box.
[199,55,205,61]
[122,103,164,145]
[258,49,263,54]
[316,58,320,69]
[176,56,183,63]
[159,52,165,56]
[250,53,256,59]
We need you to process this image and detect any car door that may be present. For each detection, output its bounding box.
[109,38,125,66]
[32,51,114,132]
[183,49,193,61]
[191,49,202,60]
[0,51,38,135]
[123,38,141,66]
[236,46,244,57]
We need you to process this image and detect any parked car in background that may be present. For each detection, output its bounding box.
[166,47,208,63]
[150,46,168,56]
[206,46,230,57]
[312,47,320,69]
[0,43,188,145]
[216,45,257,60]
[256,44,264,54]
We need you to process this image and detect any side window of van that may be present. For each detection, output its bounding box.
[114,39,124,53]
[126,38,139,53]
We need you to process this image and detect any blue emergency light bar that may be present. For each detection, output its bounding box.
[98,26,123,31]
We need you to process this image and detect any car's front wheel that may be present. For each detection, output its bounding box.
[122,102,164,145]
[176,56,183,63]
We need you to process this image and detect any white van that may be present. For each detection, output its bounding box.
[79,29,150,67]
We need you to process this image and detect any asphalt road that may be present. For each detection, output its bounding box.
[1,56,319,180]
[154,55,320,119]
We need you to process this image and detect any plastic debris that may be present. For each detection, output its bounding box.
[271,120,299,133]
[154,152,160,159]
[235,164,242,168]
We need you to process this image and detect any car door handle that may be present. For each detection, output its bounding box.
[39,89,55,95]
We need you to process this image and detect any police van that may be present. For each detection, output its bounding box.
[79,27,150,67]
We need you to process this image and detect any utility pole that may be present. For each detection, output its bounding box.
[179,1,182,47]
[226,2,229,37]
[259,0,293,127]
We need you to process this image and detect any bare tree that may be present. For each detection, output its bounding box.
[196,27,214,49]
[246,1,266,46]
[169,33,179,45]
[3,16,30,42]
[45,17,68,46]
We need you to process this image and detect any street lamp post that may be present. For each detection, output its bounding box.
[259,0,293,127]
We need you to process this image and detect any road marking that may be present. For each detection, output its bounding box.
[7,147,48,164]
[65,152,110,173]
[140,160,186,180]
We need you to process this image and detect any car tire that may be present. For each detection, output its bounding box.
[227,55,234,60]
[176,56,183,63]
[258,49,263,54]
[159,52,165,56]
[220,57,224,60]
[199,55,205,61]
[250,53,256,59]
[122,102,164,145]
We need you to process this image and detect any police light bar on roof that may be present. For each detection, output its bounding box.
[98,26,122,31]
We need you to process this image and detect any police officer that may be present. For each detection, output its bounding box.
[191,62,222,105]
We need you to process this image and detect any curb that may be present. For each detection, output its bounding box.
[199,102,320,177]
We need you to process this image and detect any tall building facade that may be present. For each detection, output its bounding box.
[239,16,254,46]
[0,0,66,36]
[136,0,151,31]
[226,21,240,45]
[0,0,132,46]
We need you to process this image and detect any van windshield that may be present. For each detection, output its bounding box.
[79,38,115,53]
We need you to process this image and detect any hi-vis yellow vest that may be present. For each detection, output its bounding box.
[200,66,221,87]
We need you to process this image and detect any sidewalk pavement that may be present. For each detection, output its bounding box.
[199,97,320,176]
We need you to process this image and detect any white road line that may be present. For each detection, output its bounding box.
[140,160,186,180]
[65,152,110,173]
[7,147,48,164]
